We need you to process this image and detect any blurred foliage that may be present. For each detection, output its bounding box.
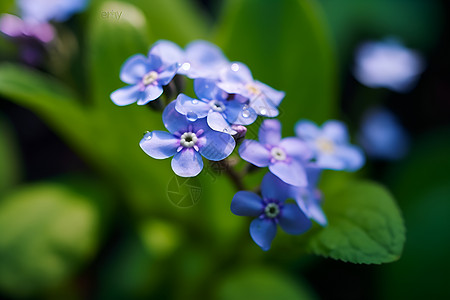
[0,115,21,194]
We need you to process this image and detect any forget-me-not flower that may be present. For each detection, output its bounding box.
[239,119,312,187]
[231,172,312,251]
[140,101,236,177]
[218,62,285,117]
[0,13,54,43]
[295,119,365,171]
[18,0,89,23]
[110,54,179,106]
[175,78,257,135]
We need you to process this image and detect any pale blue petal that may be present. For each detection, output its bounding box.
[260,172,293,202]
[279,204,312,235]
[194,78,224,100]
[259,119,282,146]
[207,111,236,134]
[231,191,263,217]
[269,160,308,187]
[185,40,229,78]
[175,94,209,118]
[171,149,203,177]
[139,131,178,159]
[278,137,313,161]
[239,140,271,167]
[335,145,365,171]
[250,94,279,117]
[250,218,277,251]
[149,40,185,66]
[220,62,253,83]
[137,84,163,105]
[120,54,150,84]
[158,62,179,85]
[110,85,142,106]
[322,120,349,143]
[295,120,320,141]
[163,101,190,134]
[255,80,285,107]
[198,129,236,161]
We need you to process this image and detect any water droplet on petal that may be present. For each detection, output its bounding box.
[186,111,198,122]
[242,110,250,118]
[182,62,191,71]
[231,63,239,72]
[260,108,267,116]
[192,99,199,105]
[143,131,153,140]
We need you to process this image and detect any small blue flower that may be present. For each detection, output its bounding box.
[358,107,410,160]
[218,62,285,117]
[295,119,365,171]
[110,54,179,106]
[18,0,88,23]
[0,13,54,42]
[175,78,257,135]
[140,101,236,177]
[149,40,229,79]
[231,172,312,251]
[239,119,312,186]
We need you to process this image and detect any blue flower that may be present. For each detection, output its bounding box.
[358,107,410,160]
[0,13,54,42]
[175,79,257,135]
[295,119,365,171]
[231,172,312,251]
[239,119,312,186]
[149,40,229,79]
[140,101,236,177]
[218,62,285,117]
[18,0,88,23]
[110,54,179,106]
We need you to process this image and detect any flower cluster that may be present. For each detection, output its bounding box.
[111,39,365,250]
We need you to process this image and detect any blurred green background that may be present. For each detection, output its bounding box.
[0,0,449,299]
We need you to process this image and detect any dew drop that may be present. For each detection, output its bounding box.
[186,111,198,122]
[192,99,199,105]
[231,63,239,72]
[181,62,191,71]
[143,131,153,140]
[242,110,250,118]
[260,108,267,116]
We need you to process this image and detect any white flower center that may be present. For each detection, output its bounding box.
[264,203,280,219]
[245,83,261,95]
[270,147,287,161]
[316,137,335,154]
[180,132,198,148]
[142,71,158,85]
[209,100,226,112]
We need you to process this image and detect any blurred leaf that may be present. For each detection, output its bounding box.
[215,266,317,300]
[216,0,337,128]
[0,181,102,297]
[0,115,21,194]
[306,180,405,264]
[0,0,14,13]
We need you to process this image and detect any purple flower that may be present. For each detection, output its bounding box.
[358,107,410,160]
[0,13,54,43]
[18,0,88,23]
[231,172,312,251]
[110,54,179,106]
[239,119,312,187]
[295,119,365,171]
[353,38,425,93]
[149,40,229,79]
[175,79,257,135]
[218,62,285,117]
[140,101,236,177]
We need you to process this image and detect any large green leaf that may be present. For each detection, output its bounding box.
[305,180,405,264]
[215,266,317,300]
[215,0,337,129]
[0,181,103,297]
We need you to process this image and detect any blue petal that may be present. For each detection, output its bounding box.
[225,101,257,126]
[120,54,150,84]
[279,137,313,161]
[220,62,253,83]
[322,120,349,143]
[175,94,209,118]
[207,111,236,135]
[184,40,229,78]
[316,154,346,170]
[158,62,179,86]
[137,84,163,105]
[231,191,264,216]
[250,94,279,117]
[279,204,312,235]
[139,131,178,159]
[171,149,203,177]
[261,172,293,202]
[163,101,190,134]
[295,120,320,141]
[149,40,184,67]
[198,128,236,161]
[259,119,282,146]
[335,145,365,171]
[194,78,224,100]
[294,187,327,226]
[239,140,271,167]
[216,81,242,95]
[269,160,308,187]
[250,218,277,251]
[110,85,142,106]
[255,80,285,107]
[147,54,163,72]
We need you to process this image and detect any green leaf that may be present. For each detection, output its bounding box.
[216,0,337,128]
[215,266,317,300]
[0,181,103,297]
[306,180,405,264]
[0,116,21,194]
